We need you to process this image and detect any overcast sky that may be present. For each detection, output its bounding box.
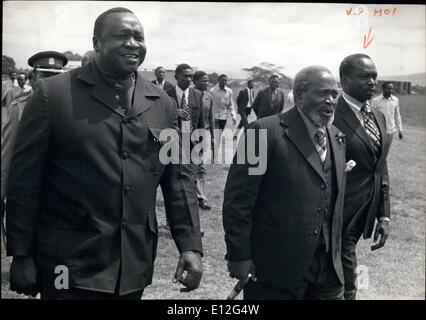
[3,1,425,78]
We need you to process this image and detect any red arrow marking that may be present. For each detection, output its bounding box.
[363,27,374,49]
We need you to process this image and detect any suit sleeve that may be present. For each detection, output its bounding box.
[222,121,268,261]
[377,111,391,219]
[6,81,51,256]
[160,98,203,256]
[251,91,261,116]
[279,91,285,113]
[378,161,390,219]
[236,90,243,114]
[1,102,21,201]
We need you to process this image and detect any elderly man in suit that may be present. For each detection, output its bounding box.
[152,66,173,91]
[223,66,347,299]
[333,53,391,300]
[252,74,285,119]
[6,7,203,300]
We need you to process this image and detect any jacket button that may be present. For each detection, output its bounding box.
[122,151,129,159]
[317,207,322,212]
[314,229,319,235]
[321,183,326,189]
[121,219,128,228]
[124,185,133,193]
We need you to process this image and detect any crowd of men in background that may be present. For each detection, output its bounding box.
[0,6,405,301]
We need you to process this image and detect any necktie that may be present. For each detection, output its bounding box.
[178,92,192,133]
[248,89,253,106]
[361,103,381,154]
[314,129,327,163]
[271,90,277,102]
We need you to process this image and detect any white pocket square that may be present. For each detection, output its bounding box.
[345,160,356,172]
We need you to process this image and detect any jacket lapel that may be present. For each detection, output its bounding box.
[168,86,178,106]
[78,62,125,117]
[131,73,158,116]
[281,108,325,182]
[337,97,376,156]
[327,126,345,195]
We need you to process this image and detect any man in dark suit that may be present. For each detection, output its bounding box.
[166,64,204,137]
[6,7,203,300]
[333,53,391,300]
[152,66,173,91]
[223,66,347,299]
[166,64,206,210]
[252,74,285,119]
[236,79,255,130]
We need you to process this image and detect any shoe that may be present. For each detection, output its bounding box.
[198,199,211,210]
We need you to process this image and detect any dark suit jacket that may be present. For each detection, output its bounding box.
[236,88,254,115]
[333,96,390,238]
[151,79,174,92]
[251,87,285,119]
[6,61,202,295]
[166,86,205,131]
[223,108,346,292]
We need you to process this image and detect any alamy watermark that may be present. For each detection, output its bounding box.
[158,128,268,176]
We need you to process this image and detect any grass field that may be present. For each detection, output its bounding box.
[1,93,425,300]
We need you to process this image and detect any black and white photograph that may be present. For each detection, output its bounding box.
[1,0,425,306]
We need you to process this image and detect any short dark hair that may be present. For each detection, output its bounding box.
[155,66,165,73]
[193,71,207,82]
[218,74,228,80]
[269,74,280,81]
[28,70,34,80]
[339,53,371,79]
[17,72,27,80]
[175,63,192,75]
[247,79,254,84]
[382,82,393,89]
[94,7,135,38]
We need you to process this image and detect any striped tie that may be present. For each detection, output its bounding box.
[178,92,192,133]
[314,129,327,163]
[361,104,381,154]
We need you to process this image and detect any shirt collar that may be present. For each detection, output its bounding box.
[175,85,189,99]
[297,106,325,140]
[342,91,370,114]
[382,94,395,101]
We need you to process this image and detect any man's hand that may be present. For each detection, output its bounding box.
[173,251,203,292]
[398,131,403,140]
[176,108,190,121]
[227,260,257,282]
[371,220,390,251]
[9,256,38,296]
